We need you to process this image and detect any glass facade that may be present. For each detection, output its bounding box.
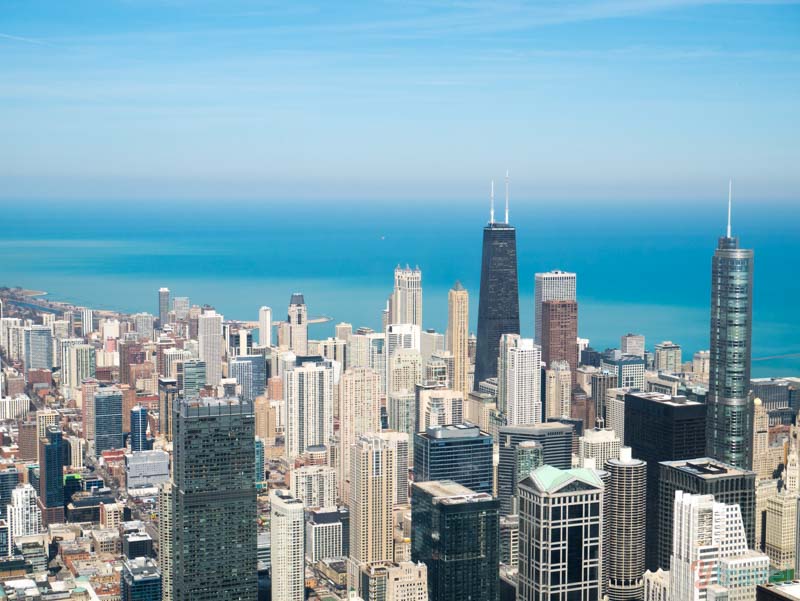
[413,425,494,495]
[94,387,124,456]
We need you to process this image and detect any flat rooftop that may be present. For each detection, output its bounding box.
[626,391,702,407]
[661,457,754,479]
[414,480,494,505]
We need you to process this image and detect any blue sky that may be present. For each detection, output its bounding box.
[1,0,798,202]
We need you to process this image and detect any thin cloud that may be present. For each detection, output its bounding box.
[0,32,55,47]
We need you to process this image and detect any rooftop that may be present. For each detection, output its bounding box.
[660,457,754,479]
[423,422,487,439]
[526,464,604,493]
[414,480,494,505]
[626,390,702,407]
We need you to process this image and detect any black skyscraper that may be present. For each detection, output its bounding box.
[474,181,520,389]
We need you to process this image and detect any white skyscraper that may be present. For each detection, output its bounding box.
[669,491,768,601]
[270,489,305,601]
[283,354,336,462]
[578,426,621,470]
[534,270,577,344]
[416,387,464,432]
[621,333,646,358]
[338,367,381,502]
[545,360,572,419]
[81,308,94,335]
[289,465,337,510]
[497,334,542,426]
[386,323,420,395]
[447,281,470,396]
[280,293,308,355]
[198,310,223,386]
[389,265,422,327]
[258,306,272,347]
[7,484,43,550]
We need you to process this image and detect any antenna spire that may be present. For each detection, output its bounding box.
[504,169,509,224]
[490,180,495,224]
[727,179,732,238]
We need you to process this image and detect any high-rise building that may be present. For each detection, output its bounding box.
[474,182,520,389]
[305,506,347,563]
[707,192,754,470]
[229,354,266,402]
[591,370,617,423]
[497,334,542,426]
[658,458,756,571]
[517,465,603,601]
[280,293,308,355]
[389,265,423,327]
[64,343,95,392]
[379,430,410,506]
[534,270,577,345]
[94,386,123,456]
[258,306,272,347]
[669,491,768,601]
[623,391,707,569]
[158,377,178,442]
[620,333,645,359]
[577,425,621,469]
[197,311,223,387]
[81,307,94,335]
[290,464,337,509]
[130,405,148,452]
[158,287,170,326]
[38,425,66,525]
[132,313,156,341]
[414,385,464,432]
[601,354,645,390]
[544,360,572,419]
[413,423,493,495]
[447,281,470,396]
[752,398,774,480]
[283,354,335,462]
[765,492,798,571]
[654,341,682,374]
[157,483,173,601]
[177,359,205,398]
[7,483,42,552]
[122,556,162,601]
[497,423,572,515]
[270,489,305,601]
[0,468,19,521]
[170,397,257,600]
[605,448,647,601]
[23,325,53,375]
[540,299,578,379]
[358,561,429,601]
[386,324,421,395]
[412,479,499,601]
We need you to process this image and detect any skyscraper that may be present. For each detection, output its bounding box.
[447,281,469,396]
[497,334,542,426]
[23,325,53,375]
[122,556,162,601]
[170,397,257,600]
[7,483,42,551]
[654,341,682,374]
[474,179,519,389]
[258,306,272,346]
[283,354,335,462]
[158,287,170,326]
[413,423,493,495]
[130,405,148,452]
[197,310,223,387]
[389,265,423,327]
[338,367,381,502]
[620,333,645,358]
[270,489,305,601]
[94,386,123,456]
[281,293,308,355]
[534,270,577,345]
[412,479,499,601]
[229,354,266,402]
[540,299,578,380]
[517,465,603,601]
[707,186,755,470]
[38,425,66,525]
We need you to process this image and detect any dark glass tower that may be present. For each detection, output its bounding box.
[413,423,494,494]
[412,480,499,601]
[38,425,66,525]
[94,386,123,456]
[130,405,148,452]
[707,191,754,470]
[474,184,520,389]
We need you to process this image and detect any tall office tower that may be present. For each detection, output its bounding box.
[0,468,19,521]
[94,386,123,456]
[518,465,603,601]
[81,308,94,335]
[624,391,708,569]
[121,556,162,601]
[386,324,421,392]
[534,270,577,344]
[197,310,223,387]
[388,349,421,401]
[474,182,519,389]
[654,341,682,374]
[540,300,579,377]
[57,337,81,381]
[425,356,448,388]
[336,322,353,343]
[412,480,499,601]
[67,344,96,392]
[389,265,423,327]
[497,423,573,515]
[338,367,381,501]
[577,425,621,469]
[766,492,799,571]
[177,359,205,397]
[254,396,277,444]
[413,423,493,495]
[670,491,768,601]
[283,354,335,462]
[415,385,464,432]
[130,405,148,452]
[38,425,66,525]
[7,484,42,550]
[544,360,572,419]
[258,306,272,347]
[279,293,309,355]
[157,483,173,601]
[620,333,646,359]
[23,325,53,375]
[270,489,305,601]
[171,397,257,600]
[172,296,190,320]
[591,370,616,422]
[118,339,143,386]
[497,334,542,426]
[658,458,756,570]
[379,430,410,506]
[158,287,170,326]
[306,506,347,562]
[158,377,178,442]
[358,561,429,601]
[290,464,337,509]
[317,337,347,369]
[601,354,646,390]
[447,281,470,396]
[707,192,754,470]
[753,398,773,480]
[348,434,397,593]
[693,350,711,382]
[229,355,266,402]
[162,348,190,379]
[132,313,156,341]
[420,329,445,367]
[605,448,647,601]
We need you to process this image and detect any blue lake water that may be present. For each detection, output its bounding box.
[0,198,797,377]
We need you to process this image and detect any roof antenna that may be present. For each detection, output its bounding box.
[504,169,509,224]
[727,179,732,238]
[490,180,495,224]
